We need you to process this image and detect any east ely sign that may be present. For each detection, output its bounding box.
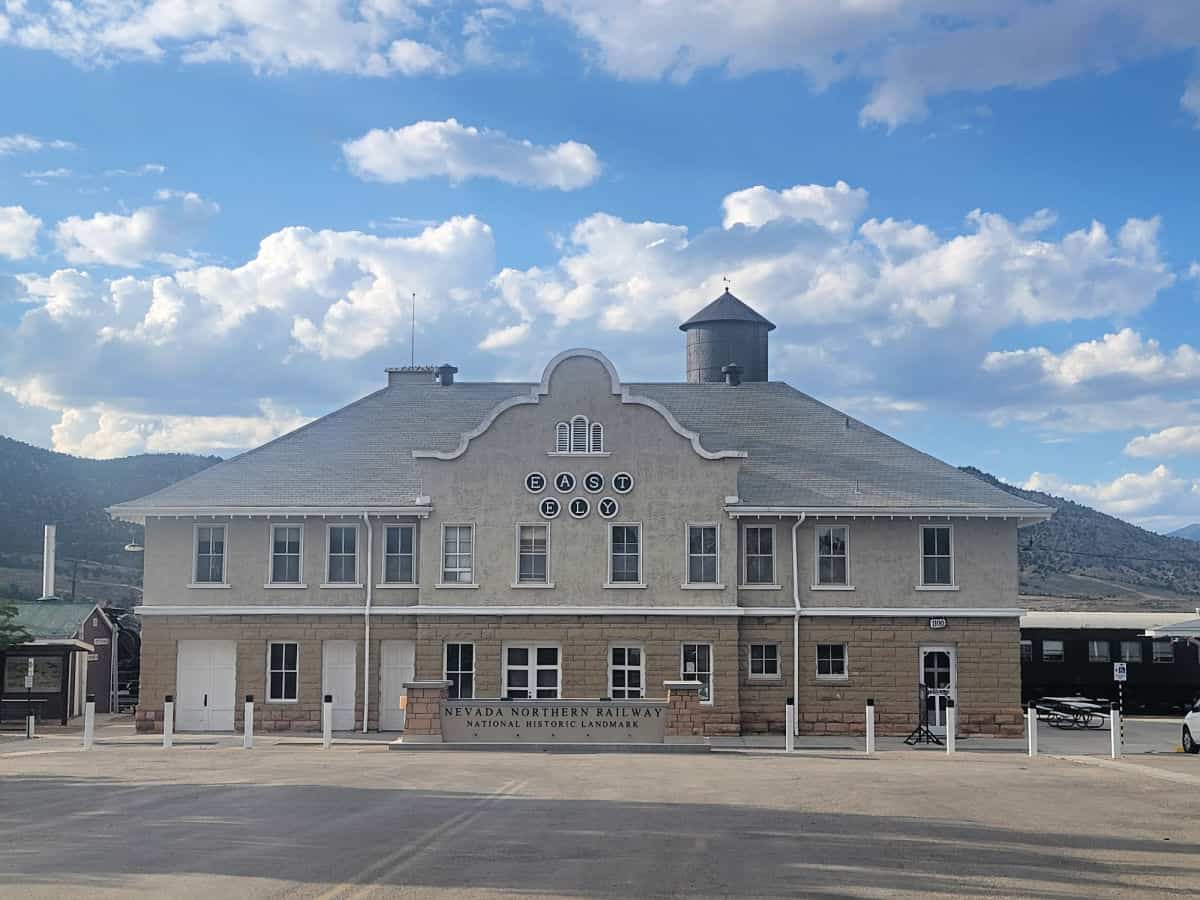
[441,699,668,743]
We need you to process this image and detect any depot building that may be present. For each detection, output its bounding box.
[112,290,1050,738]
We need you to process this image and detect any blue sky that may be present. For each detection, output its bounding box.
[1,2,1199,531]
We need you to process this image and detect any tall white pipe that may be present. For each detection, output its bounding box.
[361,513,373,733]
[42,524,56,598]
[790,513,806,738]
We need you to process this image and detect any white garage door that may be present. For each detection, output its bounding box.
[379,640,415,732]
[175,640,236,732]
[322,640,358,732]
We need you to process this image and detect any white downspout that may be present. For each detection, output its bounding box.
[791,513,806,737]
[361,513,373,733]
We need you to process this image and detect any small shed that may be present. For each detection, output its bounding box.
[1,600,117,725]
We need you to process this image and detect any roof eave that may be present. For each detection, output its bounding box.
[108,504,434,524]
[724,504,1054,522]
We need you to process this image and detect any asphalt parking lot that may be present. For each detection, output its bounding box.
[2,726,1198,899]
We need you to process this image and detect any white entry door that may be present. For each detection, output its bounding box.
[322,641,358,731]
[920,646,957,736]
[176,640,236,731]
[379,640,416,731]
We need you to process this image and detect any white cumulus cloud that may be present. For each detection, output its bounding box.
[722,181,869,233]
[0,134,76,155]
[53,191,219,268]
[1124,426,1200,460]
[1023,466,1200,528]
[0,206,42,260]
[342,119,601,190]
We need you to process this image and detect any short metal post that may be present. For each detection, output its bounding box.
[25,713,35,739]
[1110,701,1121,759]
[865,698,876,755]
[243,695,254,750]
[1027,704,1038,757]
[163,694,175,749]
[945,699,956,754]
[784,698,795,753]
[82,694,95,750]
[322,694,333,749]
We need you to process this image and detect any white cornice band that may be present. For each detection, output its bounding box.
[133,604,1023,618]
[725,505,1053,521]
[107,505,433,524]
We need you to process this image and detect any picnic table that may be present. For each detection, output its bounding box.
[1034,696,1108,729]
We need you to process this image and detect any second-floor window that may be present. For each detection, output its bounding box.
[743,525,774,585]
[194,525,226,584]
[383,525,415,584]
[815,525,849,586]
[517,524,549,584]
[327,525,358,584]
[270,525,302,584]
[920,525,953,586]
[687,524,718,584]
[442,525,474,585]
[609,524,641,584]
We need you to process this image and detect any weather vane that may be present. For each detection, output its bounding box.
[722,275,730,293]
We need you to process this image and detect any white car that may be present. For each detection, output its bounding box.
[1185,700,1200,754]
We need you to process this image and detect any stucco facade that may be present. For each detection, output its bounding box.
[119,300,1048,740]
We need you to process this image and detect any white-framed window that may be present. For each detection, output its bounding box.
[1042,639,1065,663]
[516,523,549,584]
[267,641,299,702]
[504,644,560,699]
[441,524,474,585]
[743,525,775,585]
[816,643,848,679]
[571,415,588,453]
[193,524,226,584]
[590,422,604,453]
[920,525,954,586]
[609,645,644,699]
[609,523,642,584]
[326,524,359,584]
[1088,640,1111,663]
[815,525,849,586]
[383,524,416,584]
[555,422,570,453]
[1153,640,1174,664]
[444,643,475,699]
[1120,640,1142,663]
[686,523,719,585]
[749,643,780,679]
[681,642,713,703]
[269,524,303,585]
[1019,639,1033,662]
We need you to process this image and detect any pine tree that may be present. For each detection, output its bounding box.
[0,602,30,651]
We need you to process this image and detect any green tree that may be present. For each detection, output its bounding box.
[0,602,30,651]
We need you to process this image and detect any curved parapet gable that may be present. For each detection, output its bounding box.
[412,348,747,461]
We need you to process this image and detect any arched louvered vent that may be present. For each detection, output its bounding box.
[589,422,604,453]
[555,422,570,453]
[570,415,589,453]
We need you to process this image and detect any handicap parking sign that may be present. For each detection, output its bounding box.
[1113,662,1127,682]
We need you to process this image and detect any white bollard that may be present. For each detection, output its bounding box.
[865,698,876,755]
[1027,705,1038,757]
[163,694,175,749]
[1110,702,1122,759]
[322,694,333,749]
[243,695,254,750]
[26,713,35,739]
[784,700,795,753]
[945,700,956,754]
[82,695,95,750]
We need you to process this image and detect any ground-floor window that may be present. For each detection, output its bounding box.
[815,643,847,680]
[504,645,560,699]
[1088,640,1110,663]
[681,642,713,703]
[445,643,474,699]
[268,641,299,702]
[748,643,779,679]
[609,646,644,699]
[1041,640,1064,662]
[1119,641,1142,663]
[1019,639,1033,662]
[1153,640,1174,664]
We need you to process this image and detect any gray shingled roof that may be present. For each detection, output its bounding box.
[679,289,776,331]
[110,374,1046,515]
